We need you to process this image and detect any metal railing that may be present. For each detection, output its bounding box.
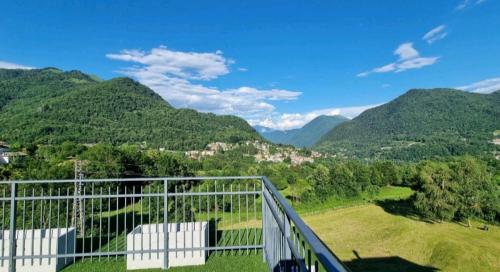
[0,176,348,272]
[262,177,348,272]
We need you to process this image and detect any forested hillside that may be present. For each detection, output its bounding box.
[316,89,500,160]
[257,115,348,147]
[0,68,261,150]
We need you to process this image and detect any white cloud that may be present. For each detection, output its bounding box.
[395,57,439,72]
[357,43,438,77]
[237,67,248,72]
[457,77,500,94]
[0,60,34,69]
[455,0,486,10]
[251,103,381,130]
[423,25,448,44]
[106,46,230,80]
[107,46,301,121]
[455,0,470,10]
[356,71,370,77]
[374,63,397,73]
[394,43,419,60]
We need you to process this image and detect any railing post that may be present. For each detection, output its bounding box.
[261,178,266,263]
[8,182,17,272]
[284,216,291,262]
[163,179,169,270]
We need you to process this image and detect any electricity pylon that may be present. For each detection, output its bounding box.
[73,160,84,233]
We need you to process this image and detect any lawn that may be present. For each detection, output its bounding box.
[61,227,264,271]
[63,254,267,272]
[303,203,500,272]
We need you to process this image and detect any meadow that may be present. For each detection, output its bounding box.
[305,204,500,271]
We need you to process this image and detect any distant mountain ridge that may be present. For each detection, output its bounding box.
[316,88,500,160]
[256,115,349,147]
[0,68,261,150]
[254,125,277,134]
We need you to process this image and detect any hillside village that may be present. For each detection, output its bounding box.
[0,138,329,166]
[185,141,329,166]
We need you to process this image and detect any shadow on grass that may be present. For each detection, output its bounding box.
[298,214,439,272]
[211,218,263,257]
[345,250,439,272]
[77,210,148,252]
[268,248,438,272]
[374,198,435,224]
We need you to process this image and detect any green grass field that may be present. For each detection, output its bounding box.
[304,204,500,272]
[292,185,414,214]
[63,254,267,272]
[61,186,498,271]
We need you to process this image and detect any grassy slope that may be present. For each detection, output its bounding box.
[289,186,413,214]
[304,204,500,272]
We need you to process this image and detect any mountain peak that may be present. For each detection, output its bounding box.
[0,67,261,149]
[308,114,349,123]
[316,88,499,159]
[256,114,348,147]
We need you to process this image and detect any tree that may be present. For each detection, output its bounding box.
[348,161,372,190]
[412,157,499,223]
[150,152,191,177]
[413,161,457,221]
[329,162,359,197]
[452,156,495,226]
[80,144,125,178]
[381,161,402,185]
[370,163,383,186]
[289,178,309,204]
[309,164,330,201]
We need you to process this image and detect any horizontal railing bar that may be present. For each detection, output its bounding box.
[262,176,349,272]
[8,191,260,201]
[1,176,263,184]
[163,191,261,197]
[8,245,264,260]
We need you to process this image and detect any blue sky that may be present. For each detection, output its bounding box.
[1,0,499,129]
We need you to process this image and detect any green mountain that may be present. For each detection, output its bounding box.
[0,68,261,150]
[256,115,348,147]
[316,89,500,160]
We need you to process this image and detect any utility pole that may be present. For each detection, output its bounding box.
[73,160,84,233]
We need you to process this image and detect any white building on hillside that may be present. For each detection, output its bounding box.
[0,145,10,164]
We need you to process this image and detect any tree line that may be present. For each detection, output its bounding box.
[0,142,498,224]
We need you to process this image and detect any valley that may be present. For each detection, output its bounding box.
[2,2,500,271]
[0,68,499,272]
[255,115,348,148]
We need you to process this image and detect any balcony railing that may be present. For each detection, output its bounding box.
[0,176,348,272]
